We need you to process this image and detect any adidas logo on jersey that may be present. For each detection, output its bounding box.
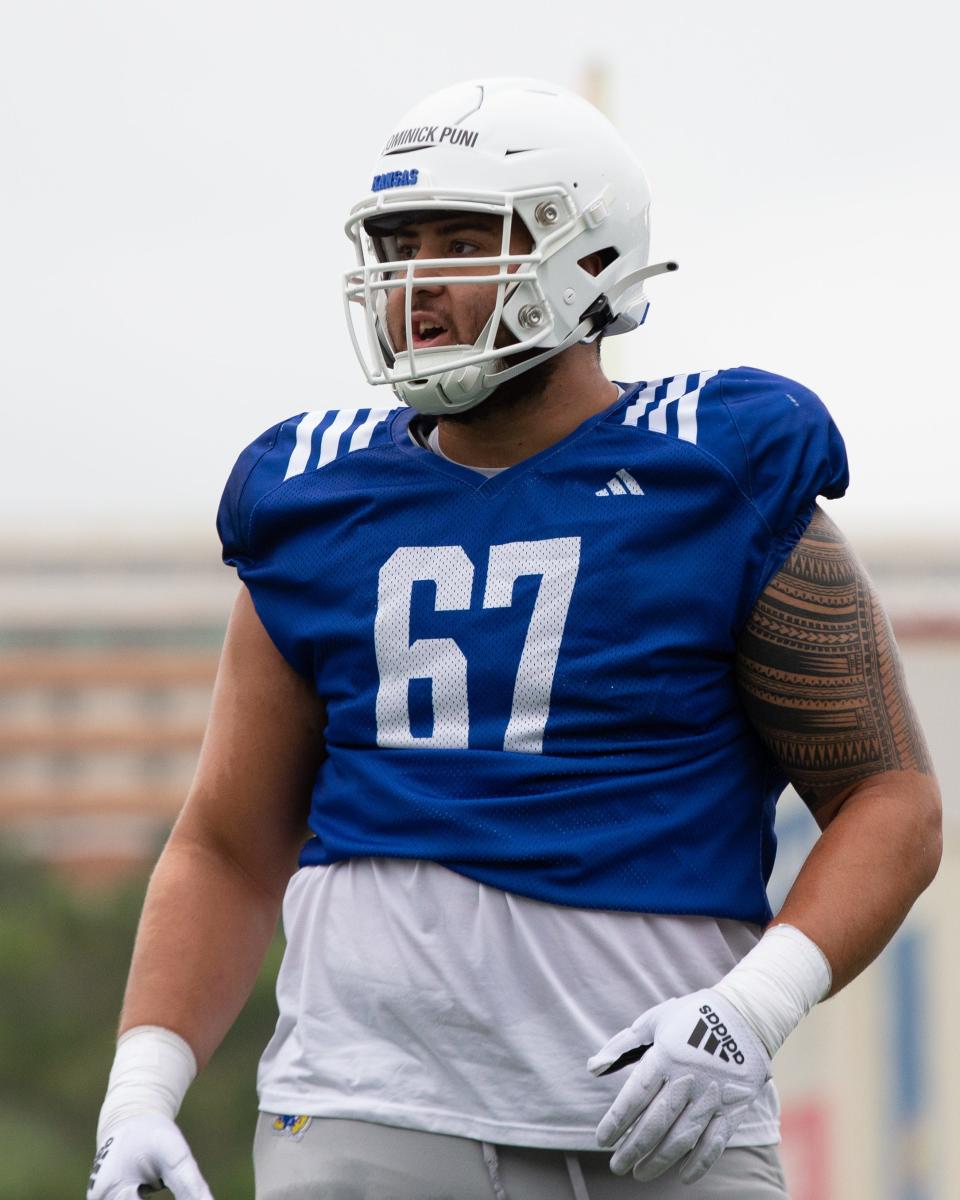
[687,1003,746,1065]
[595,469,644,497]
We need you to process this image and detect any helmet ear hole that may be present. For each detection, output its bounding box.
[578,246,619,277]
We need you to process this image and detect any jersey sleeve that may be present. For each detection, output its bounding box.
[714,367,848,535]
[216,406,402,679]
[215,413,318,676]
[216,414,306,566]
[692,366,849,617]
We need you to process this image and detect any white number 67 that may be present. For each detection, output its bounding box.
[374,537,581,754]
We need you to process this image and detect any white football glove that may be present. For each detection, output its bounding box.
[587,988,771,1184]
[87,1112,214,1200]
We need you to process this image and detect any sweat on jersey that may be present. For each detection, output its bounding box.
[217,367,848,926]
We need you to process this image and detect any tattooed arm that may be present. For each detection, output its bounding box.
[736,506,941,995]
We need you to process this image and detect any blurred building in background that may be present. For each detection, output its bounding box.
[0,541,232,881]
[0,536,957,1199]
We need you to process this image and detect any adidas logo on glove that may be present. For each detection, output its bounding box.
[588,987,772,1184]
[687,1002,746,1065]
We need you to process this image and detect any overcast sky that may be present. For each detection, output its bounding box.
[2,0,957,549]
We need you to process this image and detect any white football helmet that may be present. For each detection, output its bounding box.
[343,77,676,415]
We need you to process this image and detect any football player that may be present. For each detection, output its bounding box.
[89,79,940,1199]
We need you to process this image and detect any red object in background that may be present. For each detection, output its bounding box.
[780,1101,831,1200]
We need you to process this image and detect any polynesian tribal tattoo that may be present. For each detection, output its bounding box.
[736,507,933,815]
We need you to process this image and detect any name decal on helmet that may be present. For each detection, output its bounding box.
[383,125,479,154]
[371,169,420,193]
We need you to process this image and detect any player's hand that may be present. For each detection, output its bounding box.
[587,988,771,1184]
[87,1113,214,1200]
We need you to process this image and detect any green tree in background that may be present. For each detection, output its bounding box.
[0,846,283,1199]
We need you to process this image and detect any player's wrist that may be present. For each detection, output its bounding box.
[96,1025,197,1144]
[712,923,832,1057]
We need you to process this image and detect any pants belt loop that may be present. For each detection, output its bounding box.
[564,1152,591,1200]
[481,1142,508,1200]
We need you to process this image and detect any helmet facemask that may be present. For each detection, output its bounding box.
[344,188,598,414]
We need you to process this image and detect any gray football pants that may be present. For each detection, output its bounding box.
[253,1115,789,1199]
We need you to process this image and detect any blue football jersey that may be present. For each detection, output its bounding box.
[218,368,848,925]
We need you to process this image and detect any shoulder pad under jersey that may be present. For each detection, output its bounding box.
[620,366,849,537]
[217,406,399,563]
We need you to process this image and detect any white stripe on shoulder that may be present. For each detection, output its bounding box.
[647,376,694,435]
[284,411,331,480]
[349,406,398,453]
[676,370,718,443]
[622,381,662,428]
[316,410,359,469]
[622,371,720,445]
[283,407,399,481]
